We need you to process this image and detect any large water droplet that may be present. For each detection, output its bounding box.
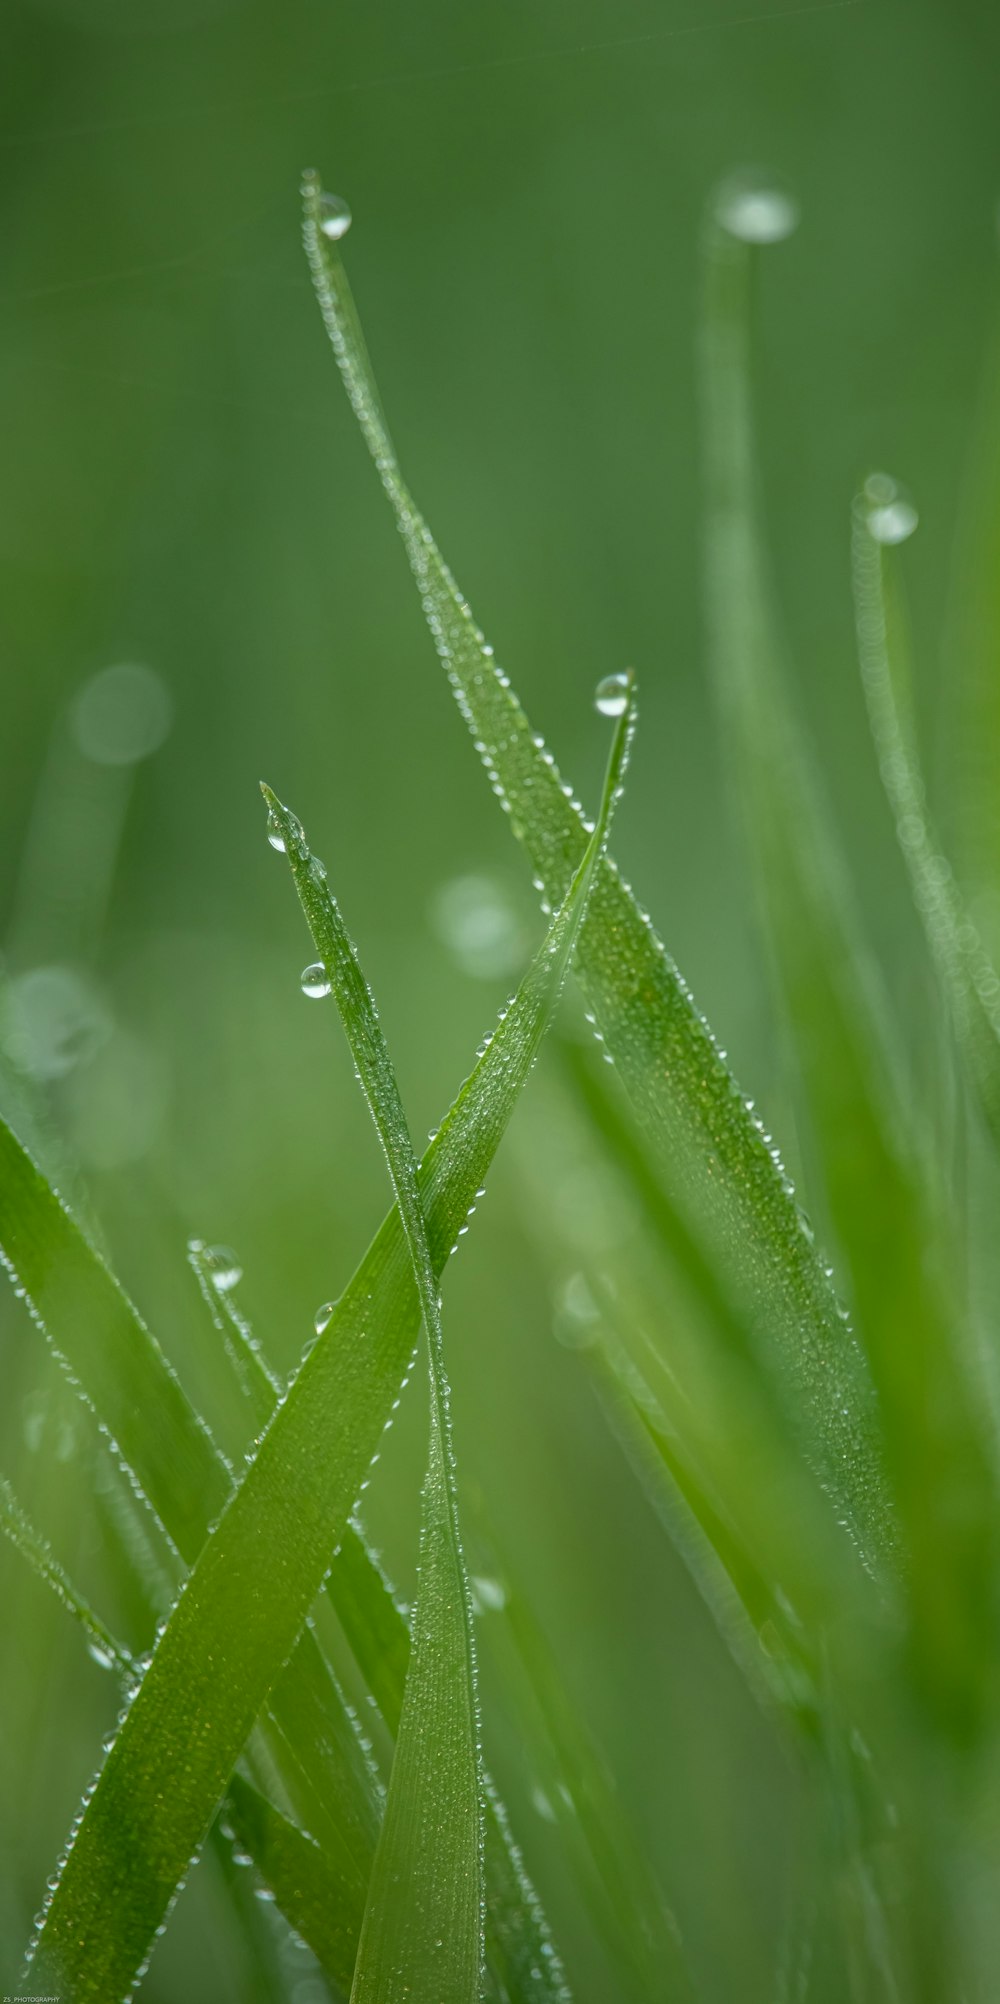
[203,1244,242,1292]
[861,472,919,545]
[314,1301,335,1338]
[86,1638,115,1670]
[319,192,352,242]
[715,174,800,245]
[594,671,631,718]
[300,962,331,999]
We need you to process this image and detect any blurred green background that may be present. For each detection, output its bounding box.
[1,0,999,1996]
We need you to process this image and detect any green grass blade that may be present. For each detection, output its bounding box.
[0,1470,134,1678]
[700,211,995,1725]
[19,711,628,1999]
[329,1528,571,2004]
[263,689,631,2004]
[852,489,1000,1148]
[301,171,892,1582]
[0,1466,353,1998]
[0,1112,230,1564]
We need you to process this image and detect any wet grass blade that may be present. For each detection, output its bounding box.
[0,1112,230,1564]
[0,1470,134,1678]
[264,685,632,2003]
[700,209,996,1726]
[330,1527,571,2004]
[301,171,892,1582]
[852,491,1000,1150]
[19,704,629,1999]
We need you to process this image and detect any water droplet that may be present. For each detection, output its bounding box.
[266,809,287,851]
[319,191,352,242]
[2,964,112,1081]
[594,671,631,718]
[430,873,525,979]
[86,1639,115,1670]
[314,1301,335,1338]
[203,1244,242,1292]
[72,662,172,766]
[861,471,919,545]
[300,962,331,999]
[715,173,800,244]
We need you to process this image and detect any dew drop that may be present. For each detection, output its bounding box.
[266,809,287,852]
[86,1639,115,1670]
[594,671,631,718]
[203,1244,242,1292]
[715,173,800,244]
[300,962,332,999]
[314,1301,335,1338]
[319,192,352,242]
[861,471,919,545]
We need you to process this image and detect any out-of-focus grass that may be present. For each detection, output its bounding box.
[4,4,1000,2000]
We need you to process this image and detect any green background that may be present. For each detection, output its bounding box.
[1,0,997,1996]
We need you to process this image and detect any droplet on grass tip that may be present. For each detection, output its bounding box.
[266,809,286,851]
[861,472,919,545]
[319,192,352,242]
[314,1301,335,1338]
[715,174,800,245]
[594,671,631,718]
[203,1244,242,1292]
[300,962,331,999]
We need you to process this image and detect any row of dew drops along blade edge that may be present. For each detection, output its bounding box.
[261,669,633,1353]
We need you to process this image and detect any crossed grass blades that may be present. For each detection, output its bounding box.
[1,166,999,2002]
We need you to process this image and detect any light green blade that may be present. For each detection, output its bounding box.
[700,208,996,1726]
[852,489,1000,1150]
[264,681,632,2004]
[18,701,629,2000]
[301,170,892,1582]
[0,1460,355,1997]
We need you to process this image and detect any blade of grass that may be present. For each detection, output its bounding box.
[329,1525,571,2004]
[272,814,485,2004]
[264,683,632,2002]
[700,210,996,1728]
[0,1470,135,1679]
[851,486,1000,1151]
[301,170,891,1582]
[19,700,628,2000]
[190,1217,569,2000]
[0,1463,349,1998]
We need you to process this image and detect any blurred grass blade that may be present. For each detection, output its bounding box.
[0,1470,134,1677]
[20,711,627,1999]
[942,314,1000,945]
[226,1772,362,1993]
[302,170,891,1581]
[852,489,1000,1149]
[265,685,632,2003]
[0,1112,231,1563]
[700,210,995,1723]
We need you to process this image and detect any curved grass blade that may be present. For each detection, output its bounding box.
[301,171,891,1581]
[700,211,995,1725]
[0,1467,349,1998]
[190,1237,568,2001]
[264,686,632,2003]
[19,710,629,2001]
[851,491,1000,1150]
